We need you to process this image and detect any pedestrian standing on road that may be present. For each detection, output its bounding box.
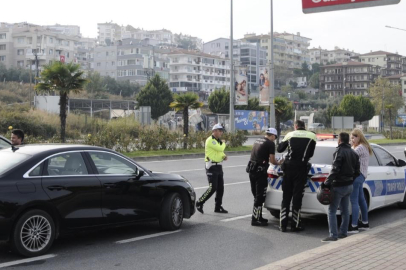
[277,120,316,232]
[321,132,360,242]
[196,124,228,214]
[349,128,372,233]
[11,129,24,146]
[247,128,283,226]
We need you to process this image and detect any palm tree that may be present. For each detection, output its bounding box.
[274,97,293,144]
[35,62,87,142]
[170,92,204,149]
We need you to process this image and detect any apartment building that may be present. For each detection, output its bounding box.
[351,51,404,77]
[203,38,266,92]
[94,39,170,86]
[0,22,77,71]
[242,32,312,69]
[97,22,121,46]
[121,26,173,45]
[309,47,359,65]
[74,37,96,73]
[319,61,380,97]
[45,24,81,37]
[167,49,231,93]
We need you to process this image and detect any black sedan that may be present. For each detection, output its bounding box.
[0,144,196,257]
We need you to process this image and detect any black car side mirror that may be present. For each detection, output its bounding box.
[398,159,406,167]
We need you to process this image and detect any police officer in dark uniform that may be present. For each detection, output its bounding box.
[277,120,316,232]
[247,127,282,226]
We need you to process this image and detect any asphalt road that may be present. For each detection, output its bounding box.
[0,145,405,270]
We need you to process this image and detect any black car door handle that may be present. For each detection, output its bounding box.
[47,185,66,191]
[103,183,116,188]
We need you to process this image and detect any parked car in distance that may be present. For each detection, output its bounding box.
[308,123,325,131]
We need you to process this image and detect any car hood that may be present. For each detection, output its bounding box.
[151,172,186,181]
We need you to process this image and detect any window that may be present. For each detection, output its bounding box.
[0,56,5,62]
[97,62,101,67]
[368,151,379,166]
[49,37,53,44]
[46,152,88,176]
[89,152,137,175]
[16,49,24,55]
[17,37,24,44]
[106,51,109,56]
[17,61,24,67]
[0,45,5,50]
[111,61,115,66]
[29,164,43,176]
[0,34,6,39]
[49,49,53,55]
[373,147,397,166]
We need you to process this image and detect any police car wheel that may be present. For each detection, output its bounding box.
[269,210,280,219]
[159,193,184,231]
[397,192,406,209]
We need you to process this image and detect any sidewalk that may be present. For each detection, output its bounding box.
[255,217,406,270]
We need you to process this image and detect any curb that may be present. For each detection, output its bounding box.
[254,216,406,270]
[131,150,251,162]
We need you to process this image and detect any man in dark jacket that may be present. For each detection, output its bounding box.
[321,132,360,242]
[277,120,317,232]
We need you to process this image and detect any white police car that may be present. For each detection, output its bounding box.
[265,140,406,218]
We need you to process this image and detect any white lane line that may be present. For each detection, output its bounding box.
[116,230,181,244]
[194,181,250,190]
[138,155,250,164]
[221,214,252,222]
[0,254,57,269]
[168,165,246,173]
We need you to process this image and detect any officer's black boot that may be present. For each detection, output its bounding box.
[251,206,267,226]
[196,201,204,214]
[291,208,305,232]
[279,205,288,232]
[214,206,228,213]
[259,208,268,224]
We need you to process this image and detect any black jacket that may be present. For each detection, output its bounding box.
[325,143,361,187]
[277,128,317,163]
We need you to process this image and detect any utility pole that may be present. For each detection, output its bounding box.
[269,0,276,128]
[229,0,235,132]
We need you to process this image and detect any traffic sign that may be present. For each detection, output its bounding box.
[303,0,401,14]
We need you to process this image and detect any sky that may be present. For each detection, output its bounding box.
[2,0,406,55]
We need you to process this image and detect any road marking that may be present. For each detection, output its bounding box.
[221,214,252,222]
[168,165,246,173]
[194,181,250,190]
[0,254,57,269]
[116,230,181,244]
[138,155,250,164]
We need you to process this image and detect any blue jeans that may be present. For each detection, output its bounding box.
[328,185,353,238]
[350,174,368,226]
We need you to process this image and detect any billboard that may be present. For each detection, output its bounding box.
[258,67,270,106]
[395,115,406,127]
[235,110,268,131]
[235,67,248,105]
[302,0,400,14]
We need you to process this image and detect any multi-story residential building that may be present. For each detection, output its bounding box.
[167,49,231,93]
[309,47,359,65]
[45,24,81,37]
[351,51,404,77]
[203,38,266,92]
[121,26,173,45]
[94,39,170,86]
[97,22,121,46]
[74,37,96,73]
[242,32,312,69]
[0,22,78,71]
[319,61,380,97]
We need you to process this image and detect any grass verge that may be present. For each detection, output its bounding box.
[369,139,406,145]
[124,146,253,158]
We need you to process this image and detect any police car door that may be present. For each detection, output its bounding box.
[373,147,406,205]
[366,148,386,210]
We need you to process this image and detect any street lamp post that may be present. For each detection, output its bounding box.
[229,0,235,133]
[269,0,276,128]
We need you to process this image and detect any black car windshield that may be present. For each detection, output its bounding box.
[0,151,31,175]
[310,146,337,165]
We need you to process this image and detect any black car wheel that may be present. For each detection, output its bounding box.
[160,193,184,231]
[12,210,55,257]
[269,209,280,219]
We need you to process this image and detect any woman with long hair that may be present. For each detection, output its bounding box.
[349,128,372,233]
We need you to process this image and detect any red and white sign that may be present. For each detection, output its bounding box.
[303,0,401,14]
[59,55,65,63]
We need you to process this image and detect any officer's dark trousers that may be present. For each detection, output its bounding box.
[249,171,268,207]
[280,161,308,228]
[198,165,224,208]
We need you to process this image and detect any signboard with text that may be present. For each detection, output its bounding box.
[302,0,401,14]
[235,110,268,131]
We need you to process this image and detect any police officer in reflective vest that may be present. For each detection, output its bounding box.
[277,120,316,232]
[196,124,228,214]
[247,128,282,226]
